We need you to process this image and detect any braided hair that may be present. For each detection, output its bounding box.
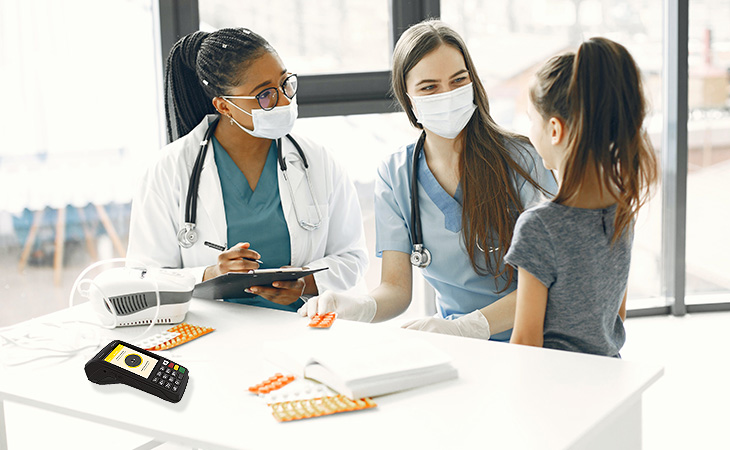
[164,28,275,142]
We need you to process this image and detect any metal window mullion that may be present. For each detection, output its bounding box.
[661,0,689,316]
[390,0,441,49]
[155,0,200,145]
[297,71,398,118]
[156,0,199,71]
[300,0,442,117]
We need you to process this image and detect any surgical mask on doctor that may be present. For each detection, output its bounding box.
[222,97,298,139]
[409,83,477,139]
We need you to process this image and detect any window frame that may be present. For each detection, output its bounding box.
[155,0,439,118]
[154,0,730,318]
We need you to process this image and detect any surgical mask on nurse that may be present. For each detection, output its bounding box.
[409,83,477,139]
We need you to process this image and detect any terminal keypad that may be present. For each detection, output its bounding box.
[150,358,187,392]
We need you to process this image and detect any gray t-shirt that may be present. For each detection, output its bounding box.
[504,202,631,357]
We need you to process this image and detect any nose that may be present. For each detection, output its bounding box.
[277,89,292,107]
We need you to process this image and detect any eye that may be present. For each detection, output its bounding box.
[420,85,436,92]
[452,76,468,84]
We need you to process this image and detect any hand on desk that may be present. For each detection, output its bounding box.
[298,290,377,322]
[401,310,491,340]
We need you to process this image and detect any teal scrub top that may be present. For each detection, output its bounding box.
[212,136,301,312]
[374,137,558,341]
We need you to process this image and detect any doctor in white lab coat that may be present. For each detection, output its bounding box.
[127,28,367,312]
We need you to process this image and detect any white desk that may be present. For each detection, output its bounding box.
[0,300,663,450]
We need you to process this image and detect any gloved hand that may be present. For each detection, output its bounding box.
[401,310,491,340]
[298,290,377,323]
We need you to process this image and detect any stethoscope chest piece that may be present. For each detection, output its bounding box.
[410,243,431,268]
[177,222,198,249]
[409,132,432,268]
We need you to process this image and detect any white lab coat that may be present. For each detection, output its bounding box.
[127,115,368,294]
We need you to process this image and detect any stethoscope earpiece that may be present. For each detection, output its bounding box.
[298,220,320,232]
[476,241,500,254]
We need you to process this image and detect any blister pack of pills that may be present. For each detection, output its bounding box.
[135,331,181,350]
[248,372,376,422]
[248,373,296,394]
[270,395,377,422]
[308,312,336,329]
[141,323,215,351]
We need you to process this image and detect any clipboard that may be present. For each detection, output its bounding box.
[192,267,328,300]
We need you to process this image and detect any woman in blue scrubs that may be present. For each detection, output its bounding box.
[300,20,556,340]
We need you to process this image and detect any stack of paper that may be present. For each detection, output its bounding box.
[263,330,458,399]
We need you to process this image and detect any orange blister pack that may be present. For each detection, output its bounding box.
[144,323,215,351]
[308,312,336,328]
[248,373,296,394]
[270,395,376,422]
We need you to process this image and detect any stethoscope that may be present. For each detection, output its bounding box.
[409,132,499,268]
[177,115,323,249]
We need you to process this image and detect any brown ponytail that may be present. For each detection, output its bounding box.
[530,37,658,242]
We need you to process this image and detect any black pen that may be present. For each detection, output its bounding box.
[204,241,263,264]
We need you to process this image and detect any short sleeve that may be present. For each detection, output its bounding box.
[504,209,557,288]
[374,158,412,257]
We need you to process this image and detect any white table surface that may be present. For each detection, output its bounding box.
[0,299,663,450]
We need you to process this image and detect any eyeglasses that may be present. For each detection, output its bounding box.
[222,74,298,111]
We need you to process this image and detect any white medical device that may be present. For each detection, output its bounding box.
[0,263,195,366]
[89,267,195,327]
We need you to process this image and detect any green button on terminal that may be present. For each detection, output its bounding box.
[179,367,186,374]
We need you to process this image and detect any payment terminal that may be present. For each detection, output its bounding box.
[85,340,189,403]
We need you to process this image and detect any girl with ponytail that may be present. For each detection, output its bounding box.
[127,28,368,312]
[507,37,658,356]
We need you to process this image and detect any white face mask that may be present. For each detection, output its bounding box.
[223,98,298,139]
[409,83,477,139]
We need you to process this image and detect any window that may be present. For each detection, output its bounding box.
[441,0,666,308]
[0,0,161,326]
[198,0,392,74]
[294,113,436,317]
[3,0,725,327]
[685,0,730,304]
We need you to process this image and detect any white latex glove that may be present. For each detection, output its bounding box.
[401,310,491,340]
[298,290,377,323]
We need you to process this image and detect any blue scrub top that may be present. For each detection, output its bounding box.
[374,137,557,341]
[212,136,301,312]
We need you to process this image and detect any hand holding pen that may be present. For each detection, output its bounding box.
[202,241,263,281]
[202,241,311,305]
[204,241,263,264]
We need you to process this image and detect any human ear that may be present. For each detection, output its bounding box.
[404,93,421,125]
[212,97,232,117]
[549,117,565,146]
